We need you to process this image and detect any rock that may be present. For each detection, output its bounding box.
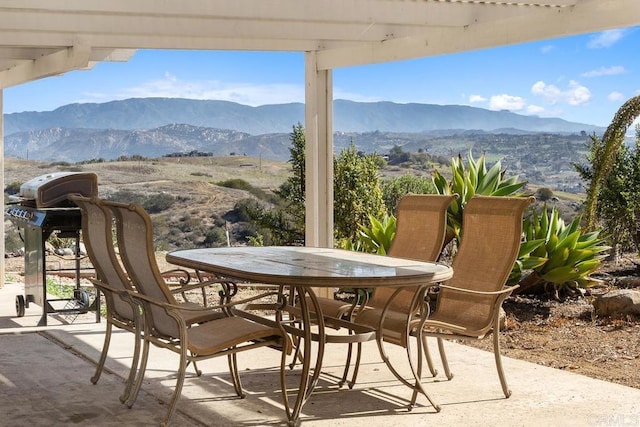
[616,276,640,288]
[499,307,506,330]
[593,289,640,316]
[54,247,74,256]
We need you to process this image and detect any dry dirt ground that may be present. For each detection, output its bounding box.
[5,252,640,391]
[465,254,640,390]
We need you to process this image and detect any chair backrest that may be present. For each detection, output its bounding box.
[368,194,457,311]
[102,199,181,338]
[69,195,135,321]
[436,196,534,331]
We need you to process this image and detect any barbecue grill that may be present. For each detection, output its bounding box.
[5,172,100,325]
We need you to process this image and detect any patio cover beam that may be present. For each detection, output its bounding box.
[317,0,639,69]
[0,44,90,89]
[0,46,135,89]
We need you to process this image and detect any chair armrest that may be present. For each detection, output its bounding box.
[163,267,238,307]
[437,283,519,297]
[125,288,283,313]
[88,278,133,301]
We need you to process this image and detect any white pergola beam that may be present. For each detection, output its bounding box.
[0,1,575,29]
[0,43,91,88]
[0,1,584,55]
[305,52,334,251]
[0,89,4,287]
[317,0,640,69]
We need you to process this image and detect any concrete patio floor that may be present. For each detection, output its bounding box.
[1,279,638,426]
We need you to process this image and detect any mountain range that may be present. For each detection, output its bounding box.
[3,98,606,162]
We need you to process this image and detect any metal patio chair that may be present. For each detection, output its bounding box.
[70,195,230,405]
[105,199,289,426]
[295,194,457,389]
[418,195,534,403]
[342,194,457,391]
[69,194,142,404]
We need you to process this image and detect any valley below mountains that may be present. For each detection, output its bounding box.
[4,97,606,191]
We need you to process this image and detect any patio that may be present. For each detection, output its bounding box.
[1,279,638,426]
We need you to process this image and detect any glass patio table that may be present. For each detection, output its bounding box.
[166,246,453,426]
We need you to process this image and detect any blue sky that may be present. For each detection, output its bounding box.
[4,26,640,128]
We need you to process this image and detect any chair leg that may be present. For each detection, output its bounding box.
[349,342,363,389]
[288,333,302,370]
[420,333,438,377]
[119,324,142,404]
[405,333,440,412]
[189,360,202,377]
[437,337,454,380]
[493,329,512,398]
[338,341,354,387]
[160,342,188,427]
[91,320,112,385]
[124,307,151,409]
[227,353,246,398]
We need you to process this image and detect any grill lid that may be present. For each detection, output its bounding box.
[19,172,98,208]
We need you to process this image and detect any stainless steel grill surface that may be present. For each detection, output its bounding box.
[5,172,100,325]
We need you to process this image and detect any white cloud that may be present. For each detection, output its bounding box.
[540,45,554,54]
[608,91,625,101]
[587,29,625,49]
[582,65,627,78]
[83,72,305,106]
[469,95,487,104]
[489,94,526,111]
[526,105,545,115]
[531,80,591,106]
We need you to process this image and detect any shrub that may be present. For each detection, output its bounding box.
[4,181,22,195]
[143,192,175,213]
[204,227,228,247]
[216,178,253,191]
[382,174,435,213]
[106,189,175,213]
[535,187,554,201]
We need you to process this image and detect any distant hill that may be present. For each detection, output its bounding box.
[4,98,604,136]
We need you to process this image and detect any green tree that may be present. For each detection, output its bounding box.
[387,145,411,165]
[333,144,386,242]
[238,124,306,245]
[240,125,386,246]
[576,127,640,251]
[381,174,435,213]
[272,123,306,240]
[583,95,640,230]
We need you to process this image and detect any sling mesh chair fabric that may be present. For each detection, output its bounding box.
[298,194,457,389]
[343,194,457,391]
[71,195,231,407]
[69,195,142,404]
[419,195,534,402]
[105,199,289,426]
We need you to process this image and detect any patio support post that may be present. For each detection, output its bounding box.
[0,89,4,288]
[304,52,333,298]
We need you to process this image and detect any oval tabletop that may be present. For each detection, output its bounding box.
[167,246,453,288]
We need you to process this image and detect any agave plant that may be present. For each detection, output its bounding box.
[508,238,548,285]
[433,151,527,244]
[516,205,610,298]
[341,214,397,255]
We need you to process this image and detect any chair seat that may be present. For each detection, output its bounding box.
[355,307,411,347]
[187,316,283,355]
[421,316,485,339]
[179,302,227,325]
[304,296,353,319]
